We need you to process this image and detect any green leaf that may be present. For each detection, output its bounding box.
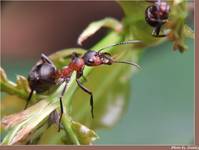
[1,100,57,145]
[71,121,99,145]
[183,24,194,39]
[38,125,66,144]
[166,0,193,52]
[38,121,98,145]
[16,75,30,94]
[0,67,29,99]
[173,0,186,6]
[77,17,122,45]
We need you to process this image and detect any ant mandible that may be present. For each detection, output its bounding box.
[25,40,141,131]
[145,0,170,37]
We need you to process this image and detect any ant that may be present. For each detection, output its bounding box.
[145,0,170,37]
[25,41,141,131]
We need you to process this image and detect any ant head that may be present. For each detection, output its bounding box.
[82,41,142,68]
[159,2,170,13]
[155,1,170,19]
[83,50,113,66]
[83,50,141,69]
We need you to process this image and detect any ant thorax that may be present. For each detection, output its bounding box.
[69,57,85,71]
[56,66,73,78]
[55,57,84,79]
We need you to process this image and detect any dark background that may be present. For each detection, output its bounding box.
[1,1,122,59]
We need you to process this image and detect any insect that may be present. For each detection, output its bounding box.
[145,0,170,37]
[25,40,141,131]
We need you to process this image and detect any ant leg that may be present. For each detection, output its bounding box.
[152,25,160,37]
[77,69,87,83]
[58,98,63,132]
[24,90,34,109]
[58,81,68,132]
[152,26,167,37]
[41,53,53,64]
[76,78,94,118]
[152,20,167,38]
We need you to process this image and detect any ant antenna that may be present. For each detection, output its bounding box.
[98,40,142,52]
[113,60,142,69]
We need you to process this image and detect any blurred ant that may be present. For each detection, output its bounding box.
[25,41,141,131]
[145,0,170,37]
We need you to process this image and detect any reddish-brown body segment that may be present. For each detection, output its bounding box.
[69,58,85,71]
[55,57,85,79]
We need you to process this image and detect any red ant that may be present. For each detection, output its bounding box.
[145,0,170,37]
[25,41,141,131]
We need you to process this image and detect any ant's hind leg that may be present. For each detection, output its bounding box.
[58,81,68,132]
[76,78,94,119]
[24,89,34,109]
[152,26,167,37]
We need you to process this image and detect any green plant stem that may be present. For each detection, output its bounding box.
[62,113,80,145]
[0,81,27,99]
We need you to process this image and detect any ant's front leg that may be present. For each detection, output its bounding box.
[76,71,94,118]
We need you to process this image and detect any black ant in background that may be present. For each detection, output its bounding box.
[145,0,170,37]
[25,41,141,131]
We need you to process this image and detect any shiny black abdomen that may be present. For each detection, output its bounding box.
[145,5,169,27]
[28,56,57,93]
[145,6,159,27]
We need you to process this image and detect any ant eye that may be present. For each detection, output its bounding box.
[88,58,94,63]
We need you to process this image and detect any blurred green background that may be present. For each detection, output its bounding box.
[1,1,194,145]
[96,39,194,145]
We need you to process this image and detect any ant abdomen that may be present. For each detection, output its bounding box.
[145,3,169,27]
[145,5,160,27]
[28,54,57,93]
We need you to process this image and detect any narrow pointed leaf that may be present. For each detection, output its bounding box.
[77,17,122,45]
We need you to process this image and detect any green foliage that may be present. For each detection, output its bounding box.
[0,0,193,145]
